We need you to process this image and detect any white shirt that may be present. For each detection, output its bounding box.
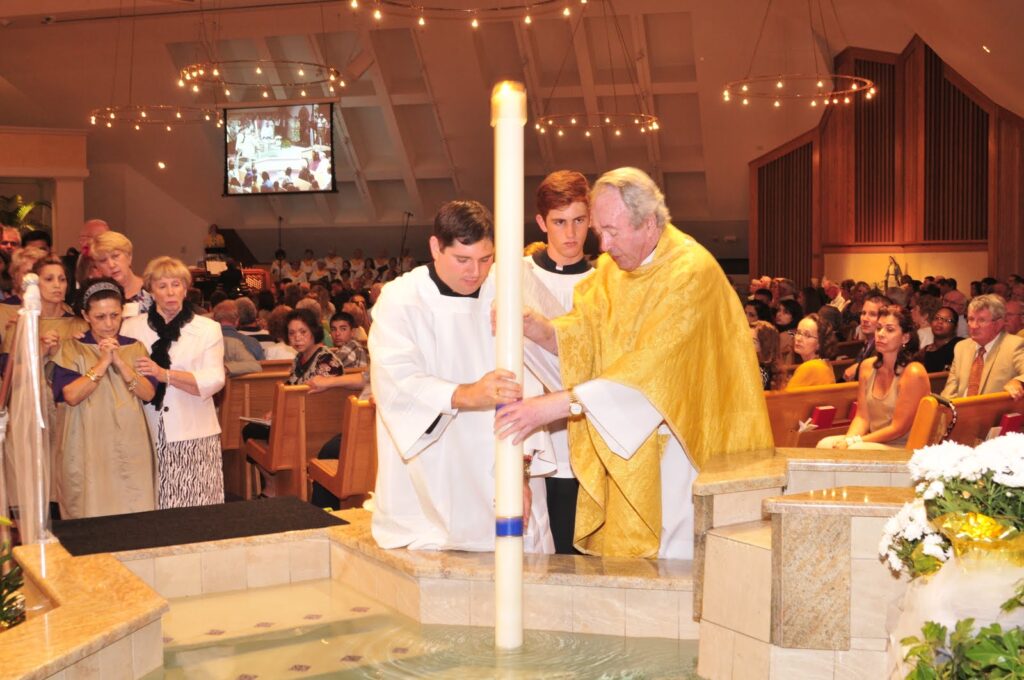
[369,265,553,552]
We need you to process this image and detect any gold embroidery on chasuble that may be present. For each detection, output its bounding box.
[554,225,773,558]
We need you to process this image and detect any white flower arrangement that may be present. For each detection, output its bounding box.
[880,436,1024,578]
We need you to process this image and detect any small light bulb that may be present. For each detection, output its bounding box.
[110,112,116,119]
[340,80,346,87]
[604,116,610,123]
[741,84,748,92]
[866,92,873,99]
[212,68,220,76]
[570,118,576,125]
[184,73,191,81]
[776,79,783,88]
[256,66,262,74]
[539,127,546,134]
[374,9,382,20]
[192,84,199,92]
[810,100,817,107]
[141,111,147,118]
[301,89,307,97]
[557,129,564,137]
[471,17,479,28]
[634,118,639,124]
[205,114,211,121]
[298,68,305,77]
[198,68,205,75]
[584,130,591,137]
[843,96,850,104]
[165,125,171,131]
[723,89,729,97]
[869,87,876,94]
[535,123,540,130]
[329,73,336,82]
[563,7,570,17]
[329,86,336,93]
[774,100,781,108]
[90,116,96,125]
[176,111,182,118]
[106,121,112,128]
[262,90,269,98]
[418,15,425,26]
[178,79,185,87]
[157,161,166,169]
[832,97,839,104]
[816,80,824,88]
[650,121,658,130]
[614,129,621,136]
[134,124,141,130]
[851,83,858,91]
[350,0,358,7]
[524,14,532,24]
[742,98,749,106]
[224,89,231,96]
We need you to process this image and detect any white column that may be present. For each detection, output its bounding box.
[490,80,526,651]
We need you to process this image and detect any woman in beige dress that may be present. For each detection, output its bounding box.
[50,278,157,518]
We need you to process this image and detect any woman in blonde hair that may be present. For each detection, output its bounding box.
[122,257,226,508]
[91,231,151,317]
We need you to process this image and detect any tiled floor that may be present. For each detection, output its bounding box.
[161,579,700,679]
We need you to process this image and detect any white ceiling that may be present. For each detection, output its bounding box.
[0,0,1021,251]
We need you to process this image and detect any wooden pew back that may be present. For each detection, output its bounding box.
[308,396,377,506]
[905,392,1023,450]
[219,370,290,451]
[259,359,294,371]
[243,383,354,500]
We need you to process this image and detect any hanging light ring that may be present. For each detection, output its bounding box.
[89,104,221,127]
[538,112,659,131]
[724,73,875,100]
[179,60,344,90]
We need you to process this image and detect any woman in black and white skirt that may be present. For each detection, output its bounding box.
[123,256,226,508]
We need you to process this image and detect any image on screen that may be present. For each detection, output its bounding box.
[224,103,335,195]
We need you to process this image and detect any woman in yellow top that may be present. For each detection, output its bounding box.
[786,312,838,389]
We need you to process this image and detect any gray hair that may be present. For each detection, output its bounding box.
[591,167,671,230]
[295,298,322,319]
[967,294,1006,320]
[235,296,258,326]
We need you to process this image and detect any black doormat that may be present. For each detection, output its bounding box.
[51,496,348,556]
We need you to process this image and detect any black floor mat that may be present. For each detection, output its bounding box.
[51,496,347,556]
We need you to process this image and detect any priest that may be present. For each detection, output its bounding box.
[370,199,553,552]
[496,167,772,559]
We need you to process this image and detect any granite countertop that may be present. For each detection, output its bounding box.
[763,486,915,516]
[330,509,693,590]
[693,447,912,496]
[3,541,168,680]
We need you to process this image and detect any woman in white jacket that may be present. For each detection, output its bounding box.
[123,256,226,508]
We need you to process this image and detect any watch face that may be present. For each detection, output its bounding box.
[569,401,583,416]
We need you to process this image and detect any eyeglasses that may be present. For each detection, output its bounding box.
[933,316,955,324]
[794,330,818,340]
[0,240,19,247]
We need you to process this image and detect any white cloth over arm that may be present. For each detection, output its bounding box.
[574,378,697,560]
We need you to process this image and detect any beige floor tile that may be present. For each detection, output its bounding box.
[679,594,700,640]
[289,539,329,582]
[702,532,772,641]
[712,488,779,528]
[836,471,894,487]
[419,578,471,625]
[625,588,679,639]
[246,542,291,588]
[850,558,907,639]
[97,634,133,680]
[119,558,154,589]
[697,620,735,680]
[470,579,496,627]
[200,547,247,594]
[524,583,573,632]
[64,651,100,680]
[850,636,887,651]
[786,470,836,494]
[769,646,835,680]
[154,553,202,598]
[850,517,888,560]
[733,632,770,680]
[391,572,420,620]
[131,619,163,677]
[572,585,625,635]
[835,649,887,680]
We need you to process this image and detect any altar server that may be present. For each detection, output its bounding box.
[370,200,552,552]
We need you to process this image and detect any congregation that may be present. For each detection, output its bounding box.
[2,166,1023,565]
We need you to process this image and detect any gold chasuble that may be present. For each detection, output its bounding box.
[553,225,772,557]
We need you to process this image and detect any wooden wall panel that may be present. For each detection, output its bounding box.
[755,142,813,285]
[854,60,897,243]
[923,48,989,242]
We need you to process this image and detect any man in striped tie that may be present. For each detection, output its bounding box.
[941,294,1024,400]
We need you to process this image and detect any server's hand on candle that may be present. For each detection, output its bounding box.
[494,390,570,445]
[523,307,558,354]
[452,369,522,410]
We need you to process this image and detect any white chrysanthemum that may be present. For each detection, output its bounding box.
[887,552,905,574]
[909,441,975,482]
[878,534,892,558]
[920,533,951,561]
[993,470,1024,488]
[922,480,945,500]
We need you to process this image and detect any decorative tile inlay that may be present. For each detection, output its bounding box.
[162,636,174,644]
[341,655,363,662]
[205,629,226,636]
[289,664,311,672]
[350,606,369,613]
[236,675,258,680]
[254,622,274,628]
[302,614,322,620]
[392,647,409,654]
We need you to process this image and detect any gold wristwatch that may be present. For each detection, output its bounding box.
[567,389,584,417]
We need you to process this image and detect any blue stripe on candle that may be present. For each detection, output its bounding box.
[495,517,523,537]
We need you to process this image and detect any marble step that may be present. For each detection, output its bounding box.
[700,520,773,644]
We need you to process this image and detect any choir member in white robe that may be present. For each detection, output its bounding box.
[370,200,554,553]
[522,170,594,554]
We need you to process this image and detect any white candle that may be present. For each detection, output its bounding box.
[491,80,526,651]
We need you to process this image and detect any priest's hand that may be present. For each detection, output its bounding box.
[452,369,522,410]
[494,391,569,445]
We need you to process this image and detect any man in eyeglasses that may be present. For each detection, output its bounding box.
[0,226,21,255]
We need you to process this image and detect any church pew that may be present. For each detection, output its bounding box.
[308,396,377,509]
[766,372,948,447]
[241,383,357,501]
[259,359,293,371]
[904,392,1023,450]
[835,339,865,359]
[218,369,290,500]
